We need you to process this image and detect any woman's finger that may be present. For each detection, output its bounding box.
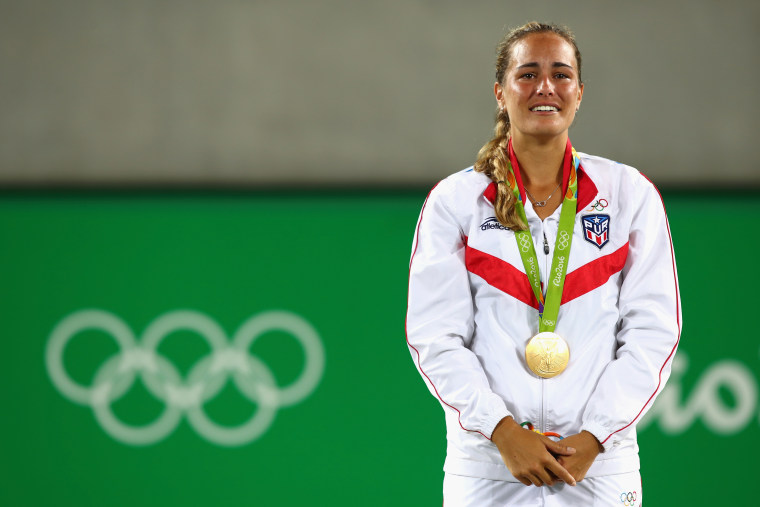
[536,468,556,487]
[547,439,576,456]
[547,460,576,486]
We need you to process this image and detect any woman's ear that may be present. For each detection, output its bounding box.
[575,83,584,112]
[494,82,505,110]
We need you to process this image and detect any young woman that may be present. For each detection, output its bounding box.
[406,22,680,506]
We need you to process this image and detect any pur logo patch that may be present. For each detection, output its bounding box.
[582,214,610,249]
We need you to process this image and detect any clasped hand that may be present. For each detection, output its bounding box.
[491,417,602,487]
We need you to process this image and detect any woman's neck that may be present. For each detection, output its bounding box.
[511,133,567,188]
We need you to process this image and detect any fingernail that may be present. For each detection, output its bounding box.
[568,447,576,452]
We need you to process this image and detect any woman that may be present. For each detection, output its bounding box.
[406,22,680,506]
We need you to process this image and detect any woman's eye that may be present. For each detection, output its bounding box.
[521,73,535,79]
[555,73,570,79]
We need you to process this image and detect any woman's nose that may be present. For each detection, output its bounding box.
[536,77,554,95]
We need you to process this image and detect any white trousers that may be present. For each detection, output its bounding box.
[443,471,642,507]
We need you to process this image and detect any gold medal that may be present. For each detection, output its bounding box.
[525,332,570,378]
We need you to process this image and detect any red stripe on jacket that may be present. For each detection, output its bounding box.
[464,240,629,307]
[563,243,629,303]
[464,237,539,309]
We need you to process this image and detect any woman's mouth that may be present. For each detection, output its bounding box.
[530,105,559,112]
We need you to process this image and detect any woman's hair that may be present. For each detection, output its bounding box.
[474,22,582,230]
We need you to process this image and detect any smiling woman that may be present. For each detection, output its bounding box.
[406,22,682,506]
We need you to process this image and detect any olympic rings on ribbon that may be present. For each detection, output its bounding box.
[557,230,570,251]
[46,309,325,447]
[587,199,609,212]
[518,234,532,253]
[519,421,564,440]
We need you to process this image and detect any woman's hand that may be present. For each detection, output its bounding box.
[555,431,603,483]
[491,417,577,487]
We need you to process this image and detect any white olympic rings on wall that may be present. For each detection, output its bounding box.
[45,309,325,447]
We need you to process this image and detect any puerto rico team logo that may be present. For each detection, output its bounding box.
[582,214,610,249]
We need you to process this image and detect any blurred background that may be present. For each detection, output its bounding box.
[1,0,758,505]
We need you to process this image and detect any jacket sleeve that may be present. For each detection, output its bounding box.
[406,182,511,440]
[581,175,682,451]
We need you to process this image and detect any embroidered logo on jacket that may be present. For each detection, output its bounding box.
[480,217,508,231]
[582,214,610,249]
[586,198,609,212]
[620,490,638,506]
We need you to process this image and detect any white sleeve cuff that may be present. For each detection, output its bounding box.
[581,421,615,452]
[484,406,512,440]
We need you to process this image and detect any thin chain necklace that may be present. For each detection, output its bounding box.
[525,182,561,207]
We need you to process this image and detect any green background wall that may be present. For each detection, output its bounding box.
[0,191,756,506]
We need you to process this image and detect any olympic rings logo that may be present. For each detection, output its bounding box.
[557,230,570,251]
[587,199,609,212]
[518,233,532,253]
[45,309,324,447]
[620,491,638,506]
[542,319,555,328]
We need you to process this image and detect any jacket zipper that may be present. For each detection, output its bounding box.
[540,379,545,433]
[540,225,549,433]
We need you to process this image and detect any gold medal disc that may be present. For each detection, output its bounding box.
[525,332,570,378]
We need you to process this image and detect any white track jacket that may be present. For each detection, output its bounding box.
[406,152,681,481]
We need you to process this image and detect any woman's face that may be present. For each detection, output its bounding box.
[495,33,584,143]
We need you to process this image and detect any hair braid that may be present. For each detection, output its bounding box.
[474,109,526,230]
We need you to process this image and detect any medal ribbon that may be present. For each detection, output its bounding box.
[505,144,579,332]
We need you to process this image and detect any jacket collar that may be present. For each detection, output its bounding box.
[482,138,597,213]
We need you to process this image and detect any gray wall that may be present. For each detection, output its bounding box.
[1,0,758,187]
